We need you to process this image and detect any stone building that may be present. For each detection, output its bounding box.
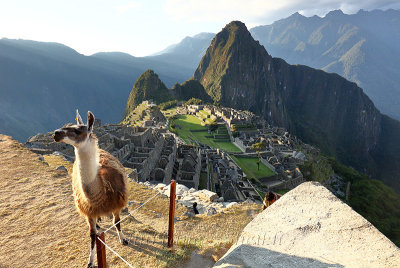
[174,144,201,189]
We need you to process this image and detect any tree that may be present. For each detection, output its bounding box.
[250,142,266,151]
[185,98,203,105]
[250,143,265,171]
[158,100,178,110]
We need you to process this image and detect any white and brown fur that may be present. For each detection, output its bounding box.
[53,110,128,268]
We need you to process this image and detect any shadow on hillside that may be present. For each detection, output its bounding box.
[215,244,344,268]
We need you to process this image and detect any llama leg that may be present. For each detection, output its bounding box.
[96,217,101,229]
[113,212,128,245]
[87,217,97,268]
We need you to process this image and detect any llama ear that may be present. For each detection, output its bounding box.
[76,109,84,125]
[87,111,95,132]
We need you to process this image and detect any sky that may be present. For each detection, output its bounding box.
[0,0,399,57]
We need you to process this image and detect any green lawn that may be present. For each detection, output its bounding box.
[172,115,241,152]
[197,110,215,124]
[198,109,210,118]
[205,118,215,124]
[162,107,177,118]
[231,156,275,179]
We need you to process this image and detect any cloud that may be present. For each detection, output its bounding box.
[165,0,400,27]
[165,0,290,27]
[115,1,141,14]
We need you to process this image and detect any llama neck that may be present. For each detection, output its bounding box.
[75,138,100,186]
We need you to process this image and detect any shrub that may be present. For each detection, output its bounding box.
[185,98,203,105]
[159,100,178,110]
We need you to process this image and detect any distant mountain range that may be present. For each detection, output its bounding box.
[144,9,400,119]
[2,9,399,141]
[250,9,400,119]
[149,9,400,120]
[150,32,214,69]
[0,38,202,141]
[0,32,216,141]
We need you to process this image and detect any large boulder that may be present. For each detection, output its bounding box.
[197,189,218,202]
[176,184,190,196]
[155,183,166,191]
[181,195,196,202]
[205,206,217,216]
[188,188,196,193]
[225,202,238,209]
[56,166,67,172]
[162,183,189,197]
[214,182,400,268]
[179,200,195,208]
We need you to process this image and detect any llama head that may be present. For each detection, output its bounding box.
[53,110,95,148]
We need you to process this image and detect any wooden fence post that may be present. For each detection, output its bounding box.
[96,232,107,268]
[168,180,176,248]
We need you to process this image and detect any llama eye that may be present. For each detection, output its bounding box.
[74,129,82,135]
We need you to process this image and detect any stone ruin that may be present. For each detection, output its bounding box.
[204,148,261,203]
[25,121,177,184]
[25,106,307,206]
[173,144,201,189]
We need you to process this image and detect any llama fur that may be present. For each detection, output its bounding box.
[53,111,129,267]
[72,136,128,218]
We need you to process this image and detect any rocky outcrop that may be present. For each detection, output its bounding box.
[215,182,400,267]
[194,21,400,192]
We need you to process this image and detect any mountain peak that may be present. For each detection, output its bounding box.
[194,19,274,108]
[215,20,255,48]
[226,20,247,27]
[223,21,249,34]
[325,9,345,17]
[288,11,305,19]
[124,70,171,116]
[142,69,157,77]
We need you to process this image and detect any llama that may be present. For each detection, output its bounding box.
[53,110,128,268]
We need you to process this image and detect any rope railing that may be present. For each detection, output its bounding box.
[95,181,176,267]
[97,235,135,268]
[95,180,244,267]
[103,190,163,234]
